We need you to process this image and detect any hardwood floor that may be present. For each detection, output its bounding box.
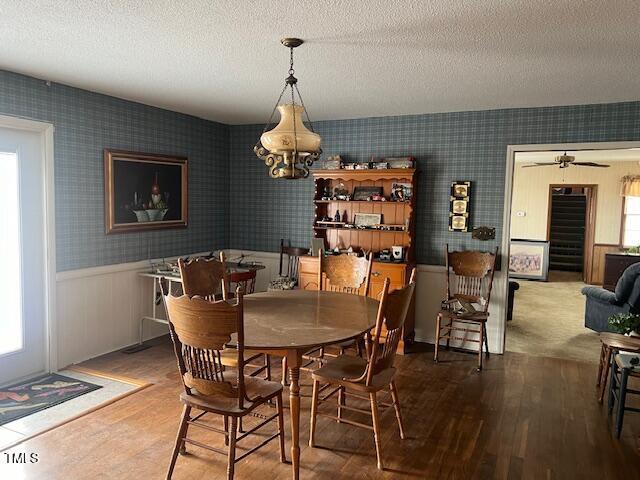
[2,337,640,479]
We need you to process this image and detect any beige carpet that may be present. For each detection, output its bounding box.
[506,271,601,363]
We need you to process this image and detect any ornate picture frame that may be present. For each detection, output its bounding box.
[104,149,188,234]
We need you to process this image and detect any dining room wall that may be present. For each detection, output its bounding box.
[228,101,640,265]
[0,69,230,272]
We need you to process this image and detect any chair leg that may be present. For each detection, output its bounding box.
[445,318,451,350]
[309,379,319,447]
[166,405,190,479]
[599,348,613,403]
[265,354,272,381]
[434,314,442,362]
[369,392,383,470]
[615,368,629,438]
[227,417,237,480]
[223,415,229,446]
[389,381,405,440]
[596,344,606,387]
[337,386,345,423]
[608,361,617,415]
[477,324,484,371]
[238,416,244,433]
[276,393,287,463]
[483,323,490,358]
[281,356,288,387]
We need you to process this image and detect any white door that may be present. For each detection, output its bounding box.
[0,126,48,385]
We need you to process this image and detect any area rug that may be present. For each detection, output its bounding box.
[507,270,601,363]
[0,367,152,452]
[0,373,101,426]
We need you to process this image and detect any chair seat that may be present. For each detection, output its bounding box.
[311,355,396,392]
[438,309,488,323]
[180,375,282,416]
[219,348,264,367]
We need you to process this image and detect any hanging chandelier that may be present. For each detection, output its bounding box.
[254,38,322,179]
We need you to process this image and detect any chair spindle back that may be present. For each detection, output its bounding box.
[179,251,229,300]
[318,252,373,296]
[367,271,416,384]
[279,239,309,281]
[445,245,497,312]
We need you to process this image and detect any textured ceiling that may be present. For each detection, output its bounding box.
[1,0,639,124]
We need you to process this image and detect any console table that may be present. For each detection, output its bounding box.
[603,252,640,291]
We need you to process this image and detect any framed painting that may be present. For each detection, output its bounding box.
[509,239,550,281]
[104,149,188,234]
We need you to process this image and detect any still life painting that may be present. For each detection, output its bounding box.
[104,149,188,233]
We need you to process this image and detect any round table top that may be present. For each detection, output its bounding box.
[240,290,380,351]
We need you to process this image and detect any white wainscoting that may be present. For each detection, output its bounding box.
[54,249,506,369]
[227,250,507,354]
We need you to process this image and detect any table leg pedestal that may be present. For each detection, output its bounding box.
[287,350,302,480]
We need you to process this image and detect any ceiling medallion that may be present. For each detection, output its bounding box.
[254,38,322,179]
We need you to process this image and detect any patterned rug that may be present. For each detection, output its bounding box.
[0,373,102,426]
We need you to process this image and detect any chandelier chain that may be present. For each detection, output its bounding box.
[294,83,316,133]
[289,46,295,76]
[291,81,298,159]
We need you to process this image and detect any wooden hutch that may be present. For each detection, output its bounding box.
[298,168,417,353]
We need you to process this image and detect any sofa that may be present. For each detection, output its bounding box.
[582,263,640,332]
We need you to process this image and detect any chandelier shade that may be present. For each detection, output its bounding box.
[254,38,322,179]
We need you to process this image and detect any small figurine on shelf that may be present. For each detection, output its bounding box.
[334,183,350,201]
[341,210,348,223]
[322,186,332,200]
[334,209,341,222]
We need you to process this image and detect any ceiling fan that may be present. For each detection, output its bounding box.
[523,152,610,169]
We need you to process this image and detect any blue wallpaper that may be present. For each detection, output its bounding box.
[229,102,640,264]
[1,67,638,269]
[0,70,229,271]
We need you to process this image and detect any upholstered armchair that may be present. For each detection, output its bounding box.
[582,263,640,332]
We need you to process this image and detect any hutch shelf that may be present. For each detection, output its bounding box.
[298,168,417,353]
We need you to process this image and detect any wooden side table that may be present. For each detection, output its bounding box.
[597,332,640,403]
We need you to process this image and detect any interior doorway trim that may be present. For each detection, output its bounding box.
[0,114,57,373]
[500,141,640,353]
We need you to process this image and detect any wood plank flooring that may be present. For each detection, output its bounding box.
[2,337,639,479]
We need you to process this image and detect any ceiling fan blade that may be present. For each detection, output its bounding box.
[522,162,558,168]
[573,162,610,167]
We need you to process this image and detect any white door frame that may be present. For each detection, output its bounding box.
[499,140,640,352]
[0,115,57,373]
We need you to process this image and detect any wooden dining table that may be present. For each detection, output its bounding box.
[241,289,380,480]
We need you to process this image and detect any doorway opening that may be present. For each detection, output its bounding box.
[505,146,640,363]
[547,184,597,282]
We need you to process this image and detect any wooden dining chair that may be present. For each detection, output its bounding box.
[178,252,229,301]
[163,290,286,480]
[179,256,269,381]
[228,269,257,296]
[268,239,310,290]
[317,251,373,295]
[434,245,498,371]
[295,252,374,379]
[308,272,416,470]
